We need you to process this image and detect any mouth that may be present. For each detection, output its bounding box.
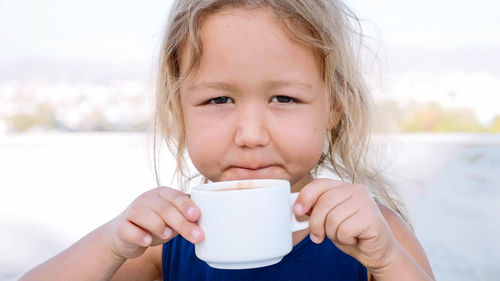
[225,165,281,178]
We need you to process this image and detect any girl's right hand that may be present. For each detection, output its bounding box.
[106,186,204,259]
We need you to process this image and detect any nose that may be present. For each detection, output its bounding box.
[234,103,270,149]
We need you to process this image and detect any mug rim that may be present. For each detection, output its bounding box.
[191,179,289,194]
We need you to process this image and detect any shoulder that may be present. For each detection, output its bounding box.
[377,204,413,240]
[375,204,435,280]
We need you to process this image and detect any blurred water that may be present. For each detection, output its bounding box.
[1,133,499,280]
[412,146,500,280]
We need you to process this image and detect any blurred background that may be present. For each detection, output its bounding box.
[1,0,499,280]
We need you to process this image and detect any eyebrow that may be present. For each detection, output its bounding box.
[188,80,314,92]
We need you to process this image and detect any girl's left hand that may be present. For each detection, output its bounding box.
[293,178,399,272]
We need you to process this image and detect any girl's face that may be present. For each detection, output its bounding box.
[180,8,331,191]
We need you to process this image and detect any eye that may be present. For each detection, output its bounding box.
[271,95,296,103]
[207,96,234,104]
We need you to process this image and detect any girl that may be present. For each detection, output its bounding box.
[21,0,435,280]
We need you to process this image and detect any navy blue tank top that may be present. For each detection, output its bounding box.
[162,235,367,281]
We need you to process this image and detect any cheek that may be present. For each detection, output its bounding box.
[183,108,233,173]
[272,111,327,164]
[296,128,326,162]
[185,128,219,177]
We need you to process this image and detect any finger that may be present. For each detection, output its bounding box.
[324,200,360,244]
[333,211,365,246]
[158,187,201,222]
[154,200,204,244]
[293,178,344,216]
[125,203,172,240]
[308,189,353,243]
[150,227,177,246]
[116,220,153,247]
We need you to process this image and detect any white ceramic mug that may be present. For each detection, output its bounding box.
[190,179,309,269]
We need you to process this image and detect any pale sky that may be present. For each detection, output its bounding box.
[1,0,499,65]
[346,0,500,50]
[0,0,172,63]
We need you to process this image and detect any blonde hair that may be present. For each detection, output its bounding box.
[153,0,409,223]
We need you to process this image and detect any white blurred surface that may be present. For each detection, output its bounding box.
[0,133,175,280]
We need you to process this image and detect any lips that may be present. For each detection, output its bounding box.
[231,165,273,170]
[225,165,280,178]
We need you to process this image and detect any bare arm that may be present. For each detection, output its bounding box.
[368,205,436,281]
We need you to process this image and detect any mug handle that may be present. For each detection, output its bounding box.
[290,192,309,232]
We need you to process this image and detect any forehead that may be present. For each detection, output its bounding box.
[179,8,323,90]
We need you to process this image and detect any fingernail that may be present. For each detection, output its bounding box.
[163,227,172,239]
[191,228,201,241]
[187,207,196,218]
[143,236,152,246]
[310,233,321,244]
[294,203,303,214]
